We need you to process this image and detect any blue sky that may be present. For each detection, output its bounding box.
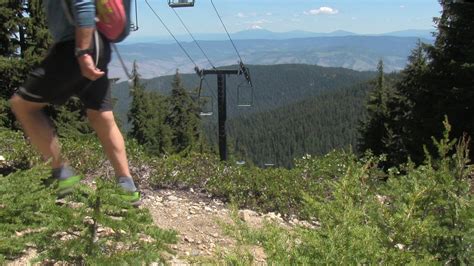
[133,0,442,38]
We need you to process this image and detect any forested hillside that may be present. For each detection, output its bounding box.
[112,64,375,128]
[226,83,371,167]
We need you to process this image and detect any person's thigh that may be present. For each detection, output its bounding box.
[16,41,86,105]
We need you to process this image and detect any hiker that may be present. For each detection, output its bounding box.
[9,1,140,205]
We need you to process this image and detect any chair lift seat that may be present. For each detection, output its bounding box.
[168,0,195,8]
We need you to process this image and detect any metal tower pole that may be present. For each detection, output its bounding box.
[201,69,239,161]
[217,73,227,161]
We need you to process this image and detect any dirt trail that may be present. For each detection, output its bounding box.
[141,188,268,264]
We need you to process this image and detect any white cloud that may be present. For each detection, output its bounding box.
[400,5,406,8]
[246,19,271,25]
[266,12,273,16]
[250,25,263,30]
[304,7,339,16]
[237,12,246,18]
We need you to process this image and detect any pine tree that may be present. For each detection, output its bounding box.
[0,0,50,129]
[359,60,392,156]
[166,70,201,154]
[128,62,172,155]
[425,0,474,156]
[394,0,474,163]
[384,42,430,164]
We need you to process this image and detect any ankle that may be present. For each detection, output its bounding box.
[117,176,137,192]
[52,165,76,180]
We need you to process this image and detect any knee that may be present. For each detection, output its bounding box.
[87,110,116,128]
[10,95,45,116]
[10,94,22,114]
[10,94,30,115]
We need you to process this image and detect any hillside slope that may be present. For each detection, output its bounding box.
[112,64,375,129]
[227,82,371,167]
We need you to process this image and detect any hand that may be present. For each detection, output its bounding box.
[77,54,105,81]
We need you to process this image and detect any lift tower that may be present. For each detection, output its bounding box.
[196,63,252,161]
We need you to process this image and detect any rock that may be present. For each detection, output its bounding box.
[211,232,219,238]
[184,235,195,243]
[0,155,5,161]
[168,195,179,201]
[189,188,194,193]
[109,216,123,221]
[376,194,388,204]
[171,213,179,218]
[83,216,94,225]
[204,206,213,212]
[238,209,258,222]
[264,212,283,222]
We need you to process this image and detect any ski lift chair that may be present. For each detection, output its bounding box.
[196,74,214,116]
[237,81,254,107]
[168,0,195,8]
[237,61,254,107]
[199,96,214,116]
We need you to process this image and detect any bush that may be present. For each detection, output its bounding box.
[228,121,473,264]
[0,165,177,264]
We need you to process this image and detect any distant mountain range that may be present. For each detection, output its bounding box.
[110,34,432,79]
[124,29,435,43]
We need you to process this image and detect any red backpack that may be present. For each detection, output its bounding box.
[62,0,132,43]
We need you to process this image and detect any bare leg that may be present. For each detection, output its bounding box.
[10,94,63,168]
[87,109,131,178]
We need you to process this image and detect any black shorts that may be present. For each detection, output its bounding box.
[16,33,113,111]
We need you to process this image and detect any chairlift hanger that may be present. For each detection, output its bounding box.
[168,0,195,8]
[195,67,215,116]
[237,61,254,107]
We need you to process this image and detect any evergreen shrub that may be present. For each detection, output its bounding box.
[225,121,473,264]
[0,166,177,264]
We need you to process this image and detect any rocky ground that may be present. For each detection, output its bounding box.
[7,184,321,265]
[141,188,267,264]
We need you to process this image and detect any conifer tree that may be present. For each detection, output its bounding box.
[0,0,50,129]
[128,62,172,155]
[166,70,201,154]
[385,42,430,164]
[359,60,392,156]
[421,0,474,157]
[391,0,474,163]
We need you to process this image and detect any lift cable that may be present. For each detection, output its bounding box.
[143,0,219,115]
[144,0,199,69]
[209,0,244,64]
[172,8,216,69]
